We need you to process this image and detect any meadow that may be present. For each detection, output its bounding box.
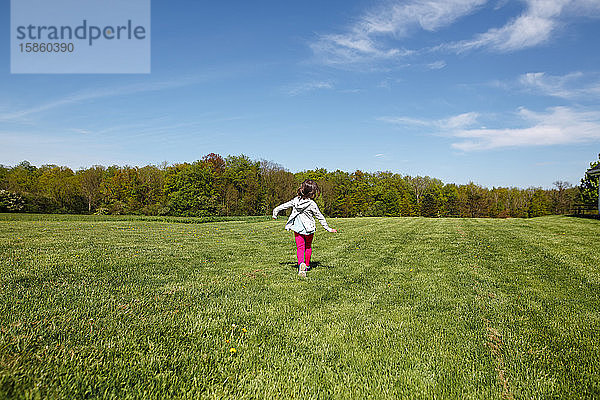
[0,213,599,399]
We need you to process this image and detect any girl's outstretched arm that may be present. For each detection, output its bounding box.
[312,204,337,232]
[272,199,295,219]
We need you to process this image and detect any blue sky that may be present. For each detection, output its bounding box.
[1,0,600,188]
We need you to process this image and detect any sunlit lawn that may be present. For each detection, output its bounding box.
[1,214,599,399]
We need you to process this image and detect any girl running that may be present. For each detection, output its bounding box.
[272,179,337,277]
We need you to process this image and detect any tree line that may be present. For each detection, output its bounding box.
[1,153,597,218]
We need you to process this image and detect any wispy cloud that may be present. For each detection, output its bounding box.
[311,0,600,68]
[310,0,486,65]
[286,81,334,96]
[380,107,600,151]
[0,76,204,122]
[427,60,447,70]
[379,111,480,130]
[70,128,93,135]
[518,71,600,99]
[90,113,249,140]
[452,107,600,151]
[444,0,600,53]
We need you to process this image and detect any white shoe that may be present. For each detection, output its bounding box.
[298,263,307,277]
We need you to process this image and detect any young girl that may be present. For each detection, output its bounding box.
[272,179,337,277]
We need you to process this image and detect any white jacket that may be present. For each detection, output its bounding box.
[272,197,334,233]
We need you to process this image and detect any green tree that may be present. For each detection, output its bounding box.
[458,183,488,218]
[38,165,84,212]
[440,184,460,217]
[259,160,296,215]
[0,165,9,190]
[327,170,353,217]
[348,170,372,217]
[550,181,575,215]
[137,165,166,215]
[420,192,439,217]
[370,173,400,216]
[78,166,105,213]
[489,187,510,218]
[528,188,550,217]
[407,176,431,213]
[579,154,599,208]
[224,155,260,215]
[0,190,25,212]
[6,161,39,194]
[163,162,218,217]
[420,180,443,217]
[201,153,226,214]
[507,187,527,218]
[101,166,162,214]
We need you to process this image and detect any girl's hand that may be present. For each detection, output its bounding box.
[331,229,338,233]
[272,216,277,220]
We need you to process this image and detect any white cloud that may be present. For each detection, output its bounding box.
[310,34,410,66]
[380,107,600,151]
[360,0,487,35]
[379,112,480,130]
[518,71,600,99]
[312,0,600,66]
[452,107,600,151]
[427,60,447,70]
[445,0,600,53]
[70,128,92,135]
[378,116,432,126]
[445,112,480,129]
[310,0,486,65]
[286,81,334,96]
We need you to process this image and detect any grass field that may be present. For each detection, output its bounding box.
[1,214,599,399]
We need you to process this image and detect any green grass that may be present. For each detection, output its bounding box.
[1,214,599,399]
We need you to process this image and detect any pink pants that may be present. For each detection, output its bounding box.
[294,232,314,266]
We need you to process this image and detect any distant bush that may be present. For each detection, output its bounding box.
[0,190,25,212]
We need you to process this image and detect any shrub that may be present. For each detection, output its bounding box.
[0,190,25,212]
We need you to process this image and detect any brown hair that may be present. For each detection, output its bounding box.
[297,179,319,199]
